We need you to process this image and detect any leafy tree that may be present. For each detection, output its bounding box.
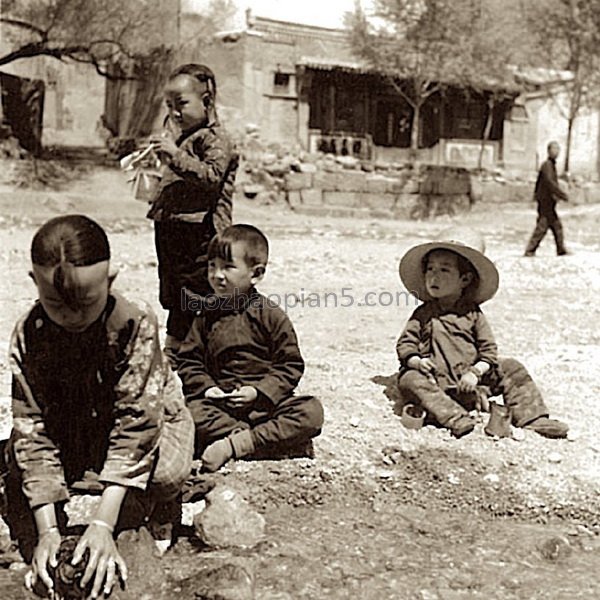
[525,0,600,173]
[347,0,519,151]
[0,0,171,77]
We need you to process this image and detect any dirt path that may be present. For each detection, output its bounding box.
[1,168,599,598]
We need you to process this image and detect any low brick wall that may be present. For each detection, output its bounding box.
[284,165,473,219]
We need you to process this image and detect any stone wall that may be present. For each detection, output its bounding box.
[283,157,473,219]
[238,142,600,219]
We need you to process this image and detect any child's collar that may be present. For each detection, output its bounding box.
[433,296,478,314]
[177,118,220,141]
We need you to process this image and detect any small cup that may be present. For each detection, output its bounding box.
[401,404,425,430]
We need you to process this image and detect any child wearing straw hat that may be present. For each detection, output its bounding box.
[396,226,568,439]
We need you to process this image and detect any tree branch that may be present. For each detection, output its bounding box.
[68,53,138,80]
[0,17,47,39]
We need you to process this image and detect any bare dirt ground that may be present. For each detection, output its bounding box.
[1,167,600,598]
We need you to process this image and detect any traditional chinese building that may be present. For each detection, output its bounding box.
[189,14,515,169]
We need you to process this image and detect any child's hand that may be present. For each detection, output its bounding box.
[27,528,61,593]
[226,386,258,408]
[150,131,178,157]
[205,387,228,400]
[417,357,436,376]
[73,523,127,599]
[458,371,479,393]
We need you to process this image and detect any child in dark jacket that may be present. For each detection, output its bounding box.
[2,215,193,598]
[148,63,239,356]
[396,226,568,439]
[176,225,324,472]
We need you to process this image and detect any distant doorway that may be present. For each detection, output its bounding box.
[374,99,412,147]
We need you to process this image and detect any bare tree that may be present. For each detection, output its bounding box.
[347,0,520,151]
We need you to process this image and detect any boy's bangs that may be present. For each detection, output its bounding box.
[208,237,233,262]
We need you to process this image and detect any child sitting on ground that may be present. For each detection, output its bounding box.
[176,224,324,471]
[396,226,568,439]
[2,215,194,599]
[148,63,239,358]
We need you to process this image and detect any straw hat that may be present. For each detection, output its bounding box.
[399,226,499,304]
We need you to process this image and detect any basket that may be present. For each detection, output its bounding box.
[400,404,426,430]
[120,144,162,202]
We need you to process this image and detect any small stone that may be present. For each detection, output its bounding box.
[194,486,266,549]
[502,578,520,590]
[548,452,563,464]
[377,469,394,479]
[448,474,460,485]
[335,155,359,169]
[178,562,255,600]
[511,428,526,442]
[64,494,102,526]
[182,500,206,526]
[566,430,579,442]
[483,473,500,484]
[539,536,572,561]
[349,416,360,428]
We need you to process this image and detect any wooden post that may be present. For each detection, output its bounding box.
[328,80,336,133]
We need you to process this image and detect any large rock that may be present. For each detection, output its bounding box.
[284,172,313,191]
[335,171,366,192]
[115,528,167,599]
[193,487,266,550]
[31,529,166,600]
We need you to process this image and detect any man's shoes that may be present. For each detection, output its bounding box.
[524,417,569,439]
[557,250,571,256]
[523,251,535,257]
[448,415,476,439]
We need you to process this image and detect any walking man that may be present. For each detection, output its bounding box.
[524,141,569,256]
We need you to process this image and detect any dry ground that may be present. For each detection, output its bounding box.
[0,167,600,599]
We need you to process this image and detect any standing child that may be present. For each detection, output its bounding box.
[396,226,568,439]
[176,225,324,472]
[2,215,194,599]
[148,63,239,357]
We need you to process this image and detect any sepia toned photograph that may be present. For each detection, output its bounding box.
[0,0,599,598]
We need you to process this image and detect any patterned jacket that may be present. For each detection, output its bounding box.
[9,292,190,509]
[147,119,239,234]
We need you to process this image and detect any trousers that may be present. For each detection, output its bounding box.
[189,394,324,457]
[398,357,549,428]
[525,210,566,255]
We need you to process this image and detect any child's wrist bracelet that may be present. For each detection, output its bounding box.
[90,519,115,533]
[39,526,59,537]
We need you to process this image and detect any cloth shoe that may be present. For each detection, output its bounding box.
[448,415,476,439]
[200,438,234,472]
[524,417,568,439]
